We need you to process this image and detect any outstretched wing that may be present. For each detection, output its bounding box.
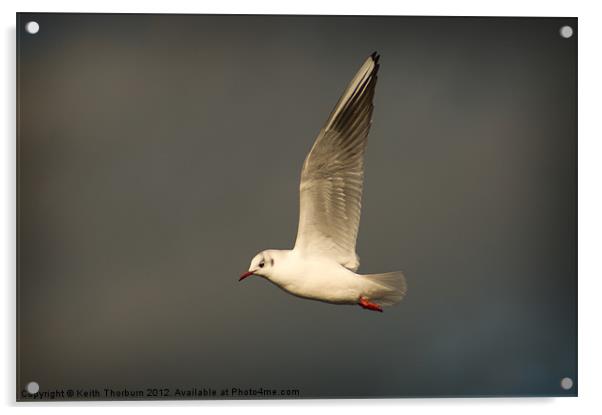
[294,52,380,271]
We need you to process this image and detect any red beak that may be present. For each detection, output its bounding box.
[239,271,254,281]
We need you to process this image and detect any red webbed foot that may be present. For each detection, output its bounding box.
[358,296,383,312]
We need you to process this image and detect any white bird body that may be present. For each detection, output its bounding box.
[260,250,362,304]
[241,53,407,312]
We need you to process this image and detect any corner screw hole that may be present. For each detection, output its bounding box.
[561,377,573,390]
[26,381,39,394]
[559,25,573,39]
[25,21,40,35]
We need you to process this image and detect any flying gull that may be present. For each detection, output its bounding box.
[240,52,407,312]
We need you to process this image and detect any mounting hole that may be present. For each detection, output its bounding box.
[25,21,40,35]
[559,25,573,39]
[26,381,39,394]
[560,377,574,390]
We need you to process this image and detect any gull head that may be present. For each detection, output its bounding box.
[240,250,276,281]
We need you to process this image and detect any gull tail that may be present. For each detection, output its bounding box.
[363,271,407,306]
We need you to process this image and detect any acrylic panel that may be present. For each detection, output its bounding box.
[17,13,577,401]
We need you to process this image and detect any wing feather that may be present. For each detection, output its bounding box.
[294,53,380,271]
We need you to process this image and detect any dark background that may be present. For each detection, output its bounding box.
[17,13,577,399]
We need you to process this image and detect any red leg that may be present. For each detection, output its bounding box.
[358,296,383,312]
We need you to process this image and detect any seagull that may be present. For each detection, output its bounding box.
[240,52,407,312]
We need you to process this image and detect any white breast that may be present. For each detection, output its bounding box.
[269,250,366,304]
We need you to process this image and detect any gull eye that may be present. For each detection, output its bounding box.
[259,260,265,268]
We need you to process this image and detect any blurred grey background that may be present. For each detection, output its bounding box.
[17,13,577,399]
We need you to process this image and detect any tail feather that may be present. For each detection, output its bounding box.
[363,271,407,306]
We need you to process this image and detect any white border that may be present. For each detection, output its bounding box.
[3,1,601,414]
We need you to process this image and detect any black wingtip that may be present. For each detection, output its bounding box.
[370,51,380,64]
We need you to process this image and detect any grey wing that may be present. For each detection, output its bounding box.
[294,52,380,271]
